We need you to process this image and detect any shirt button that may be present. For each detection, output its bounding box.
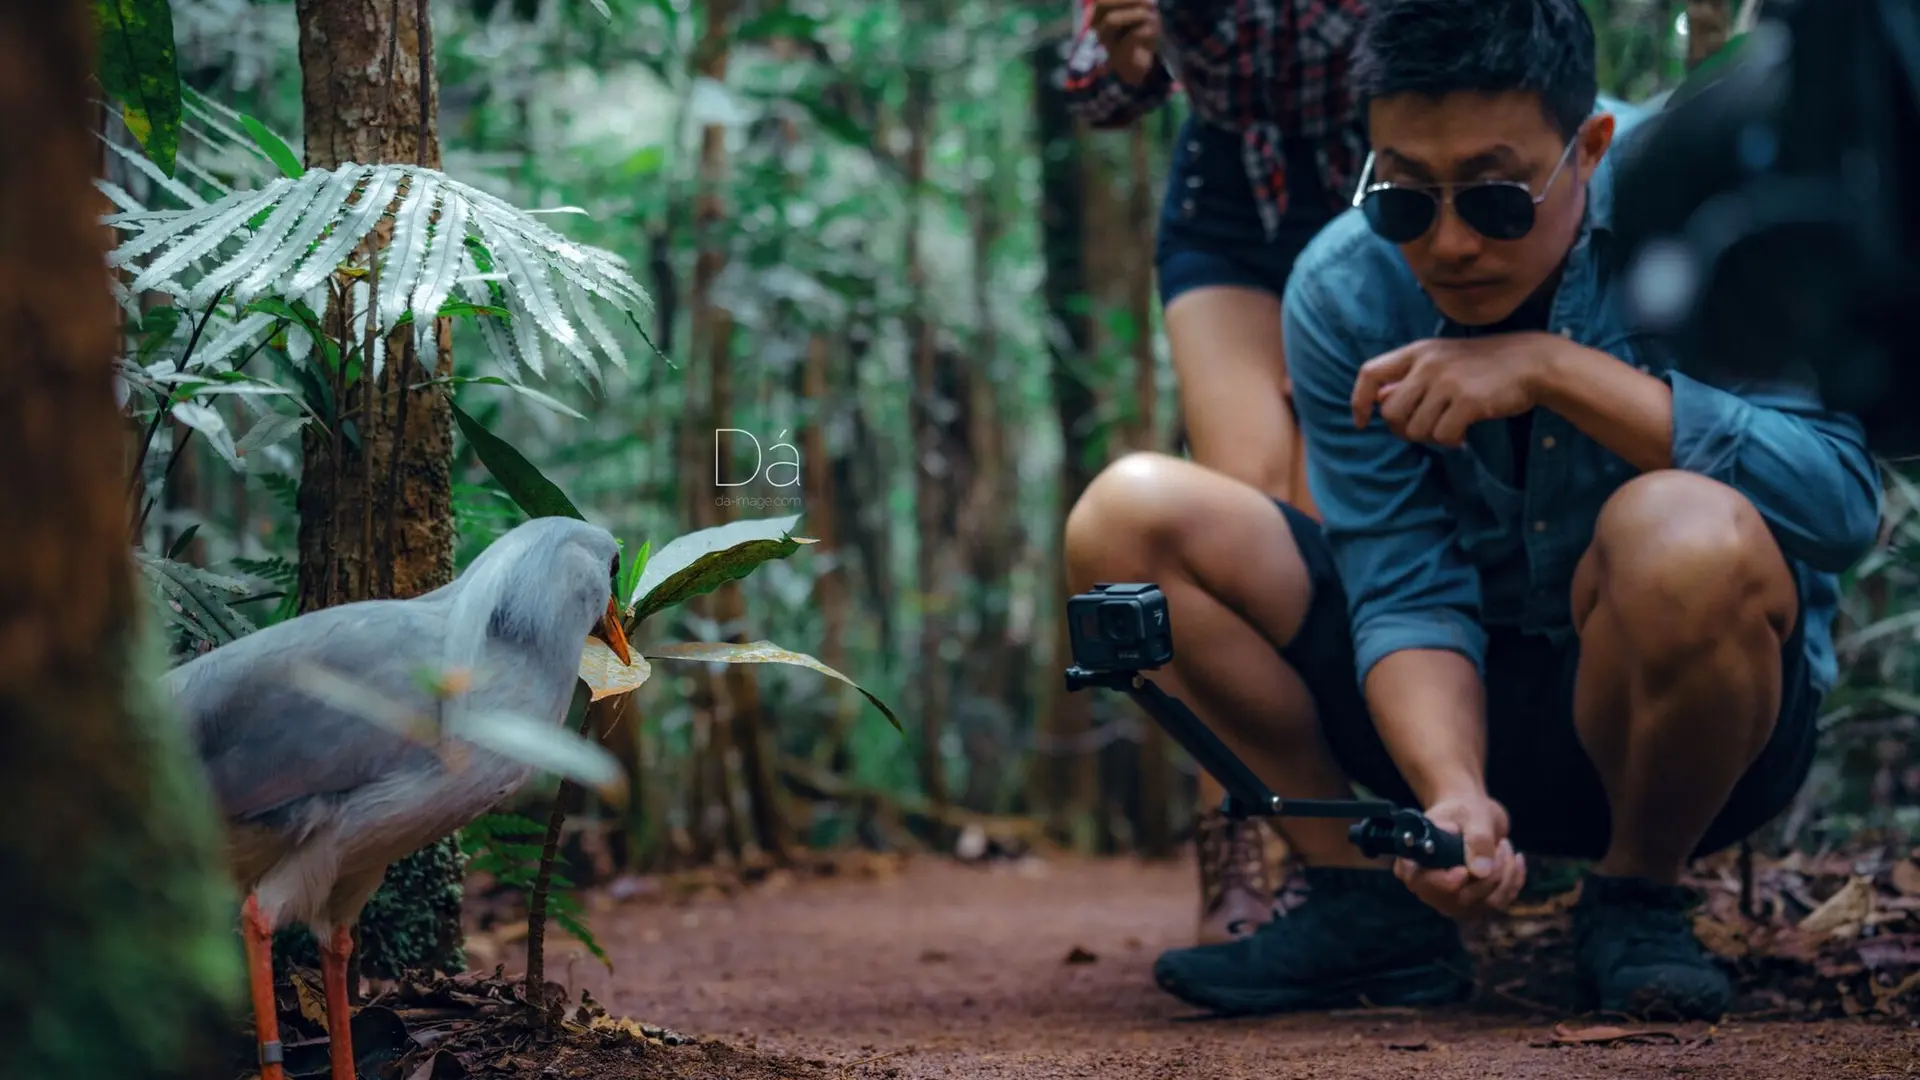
[1533,520,1548,533]
[1558,327,1573,337]
[1186,174,1203,188]
[1181,198,1196,216]
[1540,436,1556,450]
[1187,140,1201,154]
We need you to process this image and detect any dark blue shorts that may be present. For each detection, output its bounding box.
[1155,117,1341,309]
[1269,499,1823,860]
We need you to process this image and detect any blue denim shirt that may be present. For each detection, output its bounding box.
[1283,113,1883,698]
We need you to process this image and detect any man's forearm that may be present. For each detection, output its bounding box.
[1362,648,1488,806]
[1531,338,1674,472]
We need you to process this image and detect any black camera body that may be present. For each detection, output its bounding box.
[1066,582,1174,673]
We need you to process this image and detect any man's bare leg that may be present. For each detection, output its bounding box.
[1567,470,1799,1016]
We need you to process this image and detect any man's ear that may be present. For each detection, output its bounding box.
[1578,112,1616,178]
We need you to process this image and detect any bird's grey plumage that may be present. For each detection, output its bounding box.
[165,516,621,939]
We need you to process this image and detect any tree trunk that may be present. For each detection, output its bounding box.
[289,0,465,982]
[1124,123,1176,858]
[1030,35,1102,849]
[0,4,242,1076]
[903,17,960,845]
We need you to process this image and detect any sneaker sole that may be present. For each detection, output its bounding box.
[1155,961,1475,1017]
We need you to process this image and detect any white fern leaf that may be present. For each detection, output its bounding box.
[102,135,206,208]
[379,173,441,336]
[287,165,398,295]
[97,180,145,215]
[445,179,652,313]
[106,193,251,268]
[236,166,367,302]
[409,193,469,367]
[476,212,586,377]
[127,184,290,294]
[457,253,522,374]
[102,162,654,385]
[187,168,334,307]
[569,279,625,374]
[193,311,279,369]
[171,150,238,200]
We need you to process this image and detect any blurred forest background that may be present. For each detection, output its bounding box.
[111,0,1916,976]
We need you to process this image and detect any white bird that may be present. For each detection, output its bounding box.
[165,516,632,1080]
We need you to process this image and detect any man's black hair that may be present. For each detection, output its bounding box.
[1351,0,1599,143]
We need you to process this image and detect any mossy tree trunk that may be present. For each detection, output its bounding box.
[283,0,466,982]
[0,3,243,1076]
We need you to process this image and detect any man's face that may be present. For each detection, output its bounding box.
[1364,91,1614,326]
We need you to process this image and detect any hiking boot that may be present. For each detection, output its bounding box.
[1572,874,1733,1020]
[1194,811,1274,945]
[1154,865,1474,1015]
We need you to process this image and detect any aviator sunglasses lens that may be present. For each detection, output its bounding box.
[1452,184,1536,241]
[1362,187,1437,244]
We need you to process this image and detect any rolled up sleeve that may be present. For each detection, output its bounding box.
[1284,274,1487,688]
[1667,370,1883,573]
[1061,0,1173,128]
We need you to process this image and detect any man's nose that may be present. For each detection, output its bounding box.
[1427,198,1482,263]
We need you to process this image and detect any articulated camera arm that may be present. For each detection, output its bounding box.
[1064,665,1464,869]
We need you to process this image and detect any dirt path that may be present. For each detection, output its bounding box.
[503,855,1915,1079]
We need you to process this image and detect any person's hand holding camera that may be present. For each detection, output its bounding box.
[1393,790,1528,920]
[1088,0,1162,86]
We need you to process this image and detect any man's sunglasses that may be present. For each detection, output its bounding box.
[1350,133,1580,244]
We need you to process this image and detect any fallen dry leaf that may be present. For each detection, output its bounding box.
[291,970,329,1032]
[578,637,652,702]
[1385,1037,1432,1051]
[1800,875,1876,937]
[1890,859,1920,897]
[1542,1023,1681,1046]
[1063,946,1098,965]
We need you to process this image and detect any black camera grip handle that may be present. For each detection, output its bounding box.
[1348,809,1467,870]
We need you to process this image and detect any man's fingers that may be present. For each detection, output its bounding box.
[1353,347,1417,427]
[1487,854,1528,911]
[1430,399,1481,448]
[1400,384,1454,444]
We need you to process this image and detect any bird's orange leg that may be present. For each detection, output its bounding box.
[240,894,286,1080]
[319,925,357,1080]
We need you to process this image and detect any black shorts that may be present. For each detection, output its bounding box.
[1269,500,1823,860]
[1154,117,1339,309]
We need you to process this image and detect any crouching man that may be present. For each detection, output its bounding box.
[1067,0,1882,1020]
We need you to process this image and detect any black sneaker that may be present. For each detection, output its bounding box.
[1151,866,1474,1016]
[1571,874,1732,1020]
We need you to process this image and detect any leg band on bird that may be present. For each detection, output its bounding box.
[240,894,287,1080]
[320,924,358,1080]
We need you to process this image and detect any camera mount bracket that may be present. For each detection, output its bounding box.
[1064,664,1466,869]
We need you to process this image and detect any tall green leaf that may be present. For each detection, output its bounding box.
[644,640,902,732]
[92,0,183,176]
[628,514,813,624]
[238,111,304,179]
[450,400,584,521]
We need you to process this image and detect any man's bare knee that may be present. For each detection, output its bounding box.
[1584,470,1797,655]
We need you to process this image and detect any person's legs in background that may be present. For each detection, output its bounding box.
[1154,120,1338,945]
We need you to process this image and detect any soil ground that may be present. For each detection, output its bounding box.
[473,855,1919,1079]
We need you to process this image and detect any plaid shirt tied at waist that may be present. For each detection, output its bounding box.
[1063,0,1370,239]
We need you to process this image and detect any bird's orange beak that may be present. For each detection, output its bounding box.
[593,597,633,666]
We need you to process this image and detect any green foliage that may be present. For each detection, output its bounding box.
[238,111,303,179]
[91,0,183,175]
[460,814,608,967]
[629,514,810,624]
[451,400,586,521]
